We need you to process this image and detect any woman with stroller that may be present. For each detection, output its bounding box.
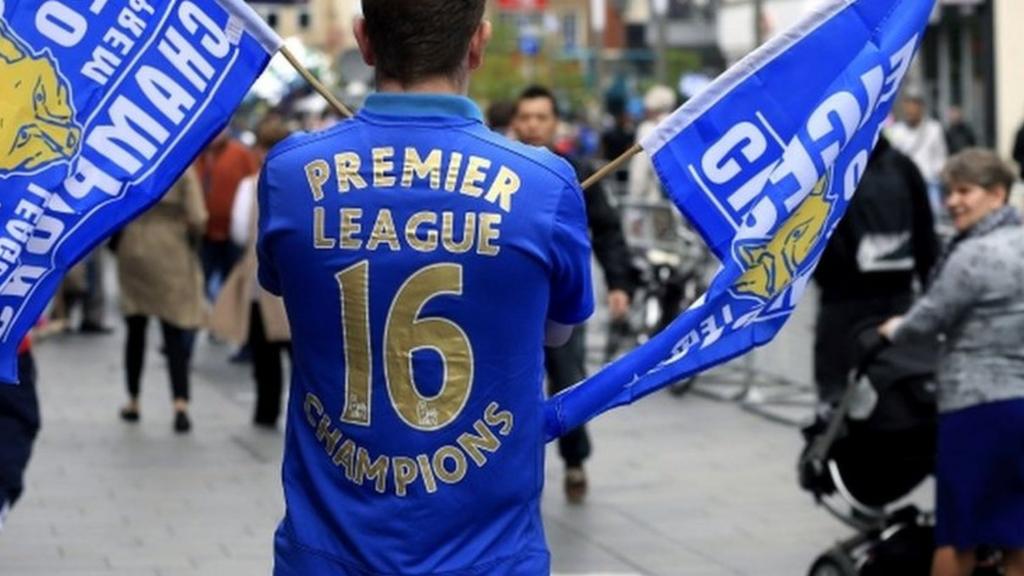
[880,149,1024,576]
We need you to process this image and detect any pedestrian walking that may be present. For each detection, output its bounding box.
[115,169,207,433]
[195,129,258,301]
[512,85,634,503]
[889,90,948,215]
[211,118,292,429]
[880,149,1024,576]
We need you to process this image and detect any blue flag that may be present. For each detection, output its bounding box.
[545,0,935,440]
[0,0,279,381]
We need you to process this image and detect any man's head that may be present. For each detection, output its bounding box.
[900,94,925,127]
[356,0,490,91]
[512,85,559,148]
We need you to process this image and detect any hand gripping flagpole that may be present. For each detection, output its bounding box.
[279,45,354,119]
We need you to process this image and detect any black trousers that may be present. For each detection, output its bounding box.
[125,316,191,402]
[813,294,912,404]
[0,352,39,507]
[545,327,591,468]
[249,304,290,425]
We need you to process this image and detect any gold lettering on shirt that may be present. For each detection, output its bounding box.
[393,457,419,498]
[441,212,475,254]
[333,439,357,480]
[485,166,519,213]
[402,148,442,190]
[303,149,522,212]
[305,159,329,201]
[433,445,468,485]
[416,454,439,494]
[372,147,397,188]
[460,156,490,198]
[313,207,336,249]
[405,211,438,253]
[339,208,363,250]
[335,152,367,192]
[445,152,464,192]
[457,420,501,466]
[304,394,515,498]
[366,208,400,252]
[355,447,390,494]
[477,213,502,257]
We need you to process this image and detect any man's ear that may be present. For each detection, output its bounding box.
[354,17,375,67]
[467,20,492,72]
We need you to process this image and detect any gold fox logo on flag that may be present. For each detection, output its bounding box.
[0,19,81,177]
[733,174,835,301]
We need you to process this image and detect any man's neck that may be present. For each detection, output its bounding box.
[376,75,467,95]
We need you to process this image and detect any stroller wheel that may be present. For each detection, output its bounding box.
[808,549,858,576]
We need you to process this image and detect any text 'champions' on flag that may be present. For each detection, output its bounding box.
[0,0,280,381]
[545,0,937,440]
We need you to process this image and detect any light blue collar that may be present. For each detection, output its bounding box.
[362,93,484,123]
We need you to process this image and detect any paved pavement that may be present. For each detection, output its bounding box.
[0,286,910,576]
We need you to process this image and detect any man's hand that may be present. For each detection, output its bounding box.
[878,316,903,341]
[607,290,630,321]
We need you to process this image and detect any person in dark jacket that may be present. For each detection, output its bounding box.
[0,340,39,531]
[812,136,938,403]
[513,85,634,503]
[944,106,977,155]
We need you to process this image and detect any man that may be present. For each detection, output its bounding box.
[889,91,948,215]
[512,85,634,503]
[812,135,937,404]
[257,2,594,574]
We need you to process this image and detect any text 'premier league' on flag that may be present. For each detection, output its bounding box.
[0,0,281,382]
[545,0,937,441]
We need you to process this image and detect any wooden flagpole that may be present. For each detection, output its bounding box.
[278,44,641,192]
[279,45,354,119]
[582,143,642,190]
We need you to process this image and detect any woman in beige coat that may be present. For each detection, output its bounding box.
[212,118,291,428]
[116,168,207,433]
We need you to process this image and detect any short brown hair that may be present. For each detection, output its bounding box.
[362,0,486,86]
[942,148,1016,198]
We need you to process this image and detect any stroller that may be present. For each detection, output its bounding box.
[798,324,1001,575]
[794,319,937,569]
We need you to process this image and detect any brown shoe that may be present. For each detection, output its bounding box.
[564,466,587,504]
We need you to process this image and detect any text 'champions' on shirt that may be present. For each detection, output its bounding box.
[257,93,594,576]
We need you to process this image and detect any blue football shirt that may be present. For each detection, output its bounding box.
[257,93,594,575]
